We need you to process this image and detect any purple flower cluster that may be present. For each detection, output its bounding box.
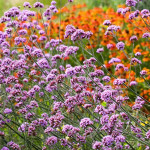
[97,48,104,53]
[109,57,121,64]
[113,79,126,85]
[46,136,57,146]
[116,42,125,50]
[64,25,93,41]
[130,35,138,42]
[102,135,114,146]
[92,141,102,149]
[80,118,93,129]
[142,33,150,38]
[126,0,137,7]
[131,57,142,64]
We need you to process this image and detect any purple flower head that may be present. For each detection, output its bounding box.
[7,141,20,150]
[103,20,111,26]
[46,73,56,82]
[32,48,43,57]
[51,1,56,5]
[101,90,112,102]
[130,35,138,42]
[86,31,93,39]
[30,35,38,42]
[131,126,141,134]
[45,136,57,146]
[100,115,109,125]
[109,114,119,124]
[4,108,12,114]
[64,46,79,57]
[60,139,68,146]
[129,13,135,20]
[142,33,150,38]
[62,124,80,137]
[107,25,120,32]
[132,104,142,110]
[39,118,47,127]
[49,5,56,10]
[140,70,147,76]
[131,57,141,64]
[142,13,149,18]
[30,100,39,107]
[113,79,126,85]
[39,30,45,35]
[53,9,58,13]
[116,42,125,50]
[65,67,76,76]
[1,41,10,48]
[135,52,141,56]
[146,130,150,139]
[39,36,47,41]
[92,141,102,149]
[71,29,86,41]
[95,69,104,76]
[141,9,149,15]
[129,81,137,86]
[102,76,111,82]
[53,102,64,112]
[44,126,54,134]
[49,112,64,128]
[34,2,44,8]
[96,48,104,53]
[115,96,124,104]
[18,122,29,132]
[107,44,113,50]
[115,63,124,71]
[94,105,106,115]
[135,96,145,105]
[1,147,9,150]
[42,146,46,150]
[116,143,123,149]
[4,7,20,18]
[134,10,140,17]
[115,135,126,143]
[37,58,50,69]
[23,2,32,8]
[18,29,27,36]
[93,92,101,103]
[68,0,73,2]
[126,0,137,7]
[50,39,62,47]
[80,118,93,129]
[64,25,76,38]
[109,57,121,64]
[117,8,123,14]
[122,7,130,14]
[102,135,114,146]
[41,113,48,119]
[3,49,10,56]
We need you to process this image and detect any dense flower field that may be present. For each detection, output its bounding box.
[0,0,150,150]
[51,3,150,110]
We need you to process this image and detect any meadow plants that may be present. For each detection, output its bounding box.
[0,0,150,150]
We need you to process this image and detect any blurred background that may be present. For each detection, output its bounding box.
[0,0,150,16]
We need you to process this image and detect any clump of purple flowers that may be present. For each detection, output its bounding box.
[0,0,149,150]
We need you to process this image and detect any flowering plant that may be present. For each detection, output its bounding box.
[0,0,150,150]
